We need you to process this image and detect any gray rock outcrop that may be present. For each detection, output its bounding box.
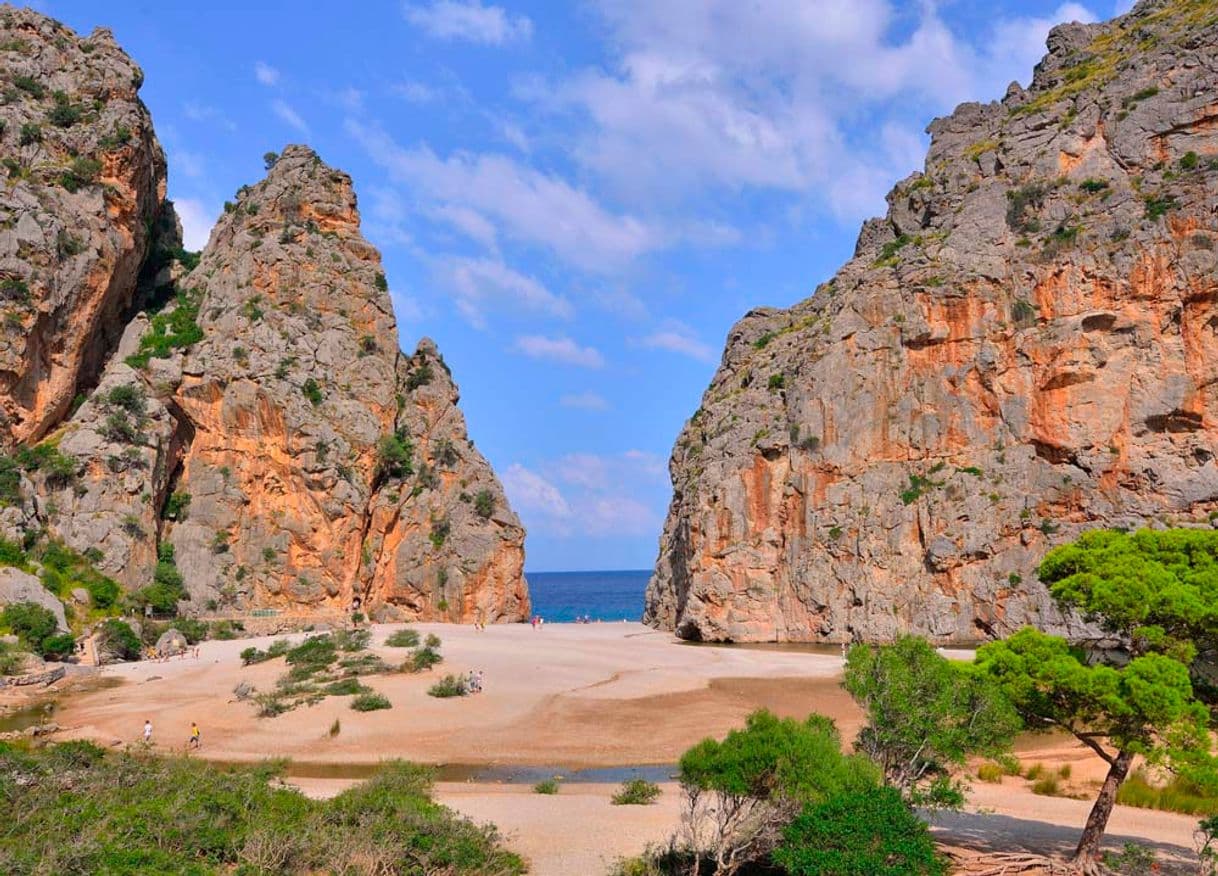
[646,0,1218,643]
[0,566,66,630]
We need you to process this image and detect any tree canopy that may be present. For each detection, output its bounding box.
[976,527,1218,864]
[844,636,1019,808]
[1038,527,1218,662]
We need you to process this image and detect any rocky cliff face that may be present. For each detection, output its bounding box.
[0,5,167,447]
[46,146,529,621]
[646,0,1218,643]
[0,8,528,624]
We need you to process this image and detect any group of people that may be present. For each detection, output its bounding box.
[463,670,484,694]
[144,646,201,663]
[142,719,201,750]
[529,615,545,629]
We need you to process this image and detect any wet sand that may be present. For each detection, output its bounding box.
[53,622,1199,874]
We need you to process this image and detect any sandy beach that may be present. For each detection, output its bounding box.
[51,622,1200,874]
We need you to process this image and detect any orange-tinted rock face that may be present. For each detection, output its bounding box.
[147,147,528,621]
[646,2,1218,643]
[0,8,166,446]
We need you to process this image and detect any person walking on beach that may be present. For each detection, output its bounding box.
[188,721,201,750]
[143,719,152,744]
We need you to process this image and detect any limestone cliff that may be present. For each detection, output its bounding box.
[0,6,528,624]
[0,5,167,446]
[48,146,529,621]
[646,0,1218,643]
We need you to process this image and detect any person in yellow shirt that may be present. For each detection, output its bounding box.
[188,721,200,750]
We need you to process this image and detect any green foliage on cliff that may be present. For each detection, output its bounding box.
[0,743,524,874]
[125,287,204,368]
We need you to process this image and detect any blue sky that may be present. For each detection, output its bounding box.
[45,0,1134,572]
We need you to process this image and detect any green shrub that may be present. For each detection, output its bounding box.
[46,91,82,127]
[533,778,559,795]
[474,490,495,519]
[1180,151,1200,171]
[325,677,368,697]
[406,645,442,673]
[162,490,190,521]
[1116,768,1218,815]
[285,635,337,670]
[767,374,785,391]
[12,74,44,97]
[332,628,370,652]
[428,674,468,698]
[0,746,524,874]
[611,778,661,805]
[385,628,420,648]
[98,619,141,661]
[125,287,203,368]
[773,786,946,876]
[429,517,451,550]
[0,639,27,675]
[976,762,1004,784]
[1006,183,1046,232]
[1144,193,1179,220]
[59,157,102,193]
[241,638,291,665]
[1,601,57,652]
[376,431,413,480]
[39,632,75,659]
[1031,775,1061,796]
[18,122,40,145]
[172,617,209,645]
[405,363,434,390]
[301,378,323,406]
[351,690,391,711]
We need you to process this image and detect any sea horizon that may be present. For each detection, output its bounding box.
[524,569,650,623]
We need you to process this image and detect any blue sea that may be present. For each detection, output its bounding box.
[525,569,650,623]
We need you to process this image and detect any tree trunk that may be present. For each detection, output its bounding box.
[1072,749,1133,865]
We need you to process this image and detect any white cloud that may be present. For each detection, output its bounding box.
[347,120,663,272]
[582,495,657,536]
[172,148,205,179]
[393,81,439,104]
[333,87,364,112]
[634,322,717,363]
[517,0,1103,222]
[441,257,571,327]
[505,455,663,539]
[502,464,572,520]
[623,448,666,479]
[271,100,310,135]
[403,0,532,44]
[557,453,610,490]
[173,198,217,251]
[560,391,610,411]
[429,204,498,250]
[254,61,280,87]
[501,122,529,152]
[512,335,604,369]
[182,102,236,132]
